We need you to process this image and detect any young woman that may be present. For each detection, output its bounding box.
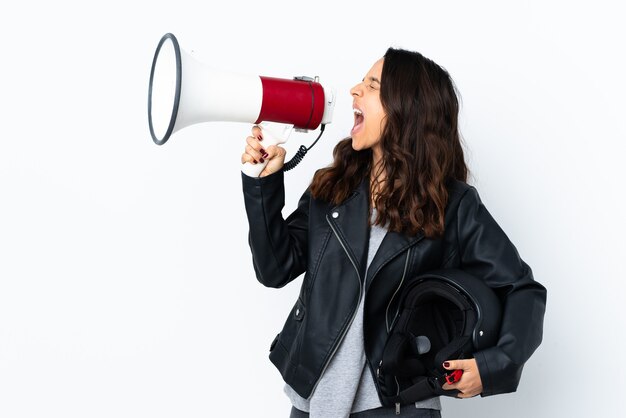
[241,48,546,417]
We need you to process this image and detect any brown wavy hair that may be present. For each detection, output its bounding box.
[309,48,468,238]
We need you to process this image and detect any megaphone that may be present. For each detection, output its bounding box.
[148,33,336,176]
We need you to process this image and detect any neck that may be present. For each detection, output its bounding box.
[372,145,383,168]
[370,156,386,206]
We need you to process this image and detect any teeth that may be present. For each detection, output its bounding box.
[353,108,363,116]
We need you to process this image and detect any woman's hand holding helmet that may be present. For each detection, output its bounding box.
[441,359,483,398]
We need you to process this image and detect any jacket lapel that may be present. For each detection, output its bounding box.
[365,228,425,291]
[326,180,370,280]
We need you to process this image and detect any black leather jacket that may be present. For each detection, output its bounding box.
[242,170,546,402]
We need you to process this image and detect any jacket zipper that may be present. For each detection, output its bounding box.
[384,249,411,415]
[310,215,364,395]
[368,240,422,414]
[385,248,411,333]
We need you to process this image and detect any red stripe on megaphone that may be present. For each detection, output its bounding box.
[256,77,325,130]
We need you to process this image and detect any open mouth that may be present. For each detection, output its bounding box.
[352,108,364,135]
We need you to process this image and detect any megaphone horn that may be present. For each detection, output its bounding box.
[148,33,335,147]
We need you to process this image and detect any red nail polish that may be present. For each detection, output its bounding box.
[258,134,263,141]
[443,362,450,368]
[262,152,269,159]
[259,158,264,163]
[260,148,266,155]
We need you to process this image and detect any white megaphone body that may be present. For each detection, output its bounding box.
[148,33,336,177]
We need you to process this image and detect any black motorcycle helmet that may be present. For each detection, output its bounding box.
[377,269,502,406]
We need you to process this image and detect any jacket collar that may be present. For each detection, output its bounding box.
[326,180,425,286]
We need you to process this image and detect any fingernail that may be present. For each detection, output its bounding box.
[260,148,266,155]
[253,160,258,164]
[259,158,264,163]
[262,152,269,159]
[443,362,450,368]
[258,134,263,141]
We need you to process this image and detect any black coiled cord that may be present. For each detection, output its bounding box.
[284,124,326,172]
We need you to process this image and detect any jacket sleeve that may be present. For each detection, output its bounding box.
[241,169,310,288]
[455,187,547,396]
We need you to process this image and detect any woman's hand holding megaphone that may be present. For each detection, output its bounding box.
[241,123,289,178]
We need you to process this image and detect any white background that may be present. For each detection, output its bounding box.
[1,1,624,417]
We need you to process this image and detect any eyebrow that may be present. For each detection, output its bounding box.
[364,76,381,84]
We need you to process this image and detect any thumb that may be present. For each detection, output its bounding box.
[266,144,287,159]
[443,359,472,371]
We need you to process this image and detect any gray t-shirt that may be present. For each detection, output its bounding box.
[285,210,441,417]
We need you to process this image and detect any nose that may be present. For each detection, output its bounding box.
[350,82,363,97]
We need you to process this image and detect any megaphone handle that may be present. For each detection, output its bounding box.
[241,122,293,177]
